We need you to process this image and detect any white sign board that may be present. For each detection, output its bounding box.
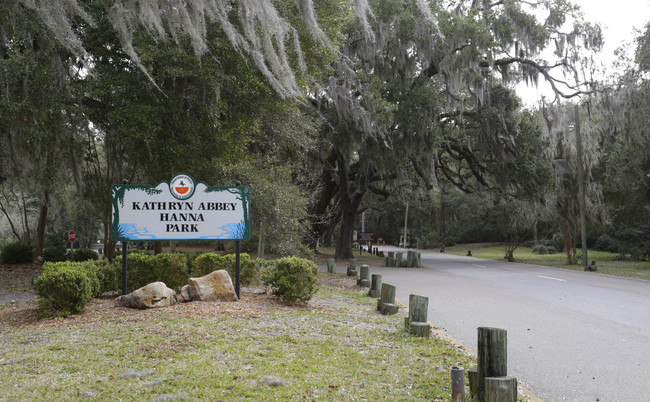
[110,174,250,241]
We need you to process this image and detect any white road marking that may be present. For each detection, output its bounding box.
[472,264,487,268]
[538,275,566,282]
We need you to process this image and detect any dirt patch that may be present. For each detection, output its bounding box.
[0,262,42,291]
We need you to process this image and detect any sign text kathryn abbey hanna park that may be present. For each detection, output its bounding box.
[110,174,250,241]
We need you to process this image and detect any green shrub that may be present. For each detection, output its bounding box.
[551,233,565,252]
[34,261,101,317]
[262,257,318,303]
[69,248,99,262]
[532,244,555,255]
[594,234,620,253]
[90,259,121,294]
[42,245,69,262]
[192,253,261,286]
[114,252,189,292]
[0,241,35,264]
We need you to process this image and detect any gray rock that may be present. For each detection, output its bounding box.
[262,376,287,387]
[179,285,192,302]
[186,270,237,302]
[114,282,177,309]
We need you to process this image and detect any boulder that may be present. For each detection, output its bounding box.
[179,284,192,302]
[186,270,237,302]
[114,282,177,309]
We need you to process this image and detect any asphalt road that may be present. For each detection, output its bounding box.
[362,246,650,401]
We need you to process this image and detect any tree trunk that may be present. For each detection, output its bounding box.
[335,204,356,259]
[437,196,446,239]
[35,190,50,256]
[0,199,22,241]
[304,153,338,250]
[21,190,32,243]
[257,218,265,258]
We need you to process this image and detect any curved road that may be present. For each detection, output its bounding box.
[367,246,650,401]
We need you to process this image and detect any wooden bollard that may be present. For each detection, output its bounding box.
[406,294,430,336]
[484,376,517,402]
[386,251,394,267]
[368,274,382,297]
[395,252,403,267]
[407,250,414,267]
[378,283,398,315]
[347,259,358,277]
[357,264,370,287]
[327,258,336,274]
[477,327,507,402]
[409,322,430,337]
[468,367,478,398]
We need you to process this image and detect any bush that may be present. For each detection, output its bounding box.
[42,245,69,262]
[0,241,35,264]
[91,259,121,294]
[262,257,318,303]
[34,261,102,317]
[193,253,262,286]
[114,252,189,292]
[594,234,620,253]
[551,233,565,253]
[532,244,555,255]
[68,248,99,262]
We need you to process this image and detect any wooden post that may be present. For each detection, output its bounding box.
[477,327,507,402]
[357,264,370,287]
[407,250,414,267]
[416,252,421,267]
[378,283,398,315]
[408,294,428,322]
[386,251,394,267]
[407,294,430,336]
[347,258,358,277]
[484,376,517,402]
[409,321,430,337]
[395,252,403,267]
[468,367,478,398]
[369,274,382,297]
[327,258,336,274]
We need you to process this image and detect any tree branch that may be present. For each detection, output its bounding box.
[483,57,595,99]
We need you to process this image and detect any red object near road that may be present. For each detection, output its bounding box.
[68,230,76,243]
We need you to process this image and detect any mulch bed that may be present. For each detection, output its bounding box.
[0,264,361,331]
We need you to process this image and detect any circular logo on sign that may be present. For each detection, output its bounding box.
[170,174,195,200]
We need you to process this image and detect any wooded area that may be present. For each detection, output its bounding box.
[1,0,648,263]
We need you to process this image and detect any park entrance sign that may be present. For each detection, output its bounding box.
[110,174,250,241]
[111,174,250,298]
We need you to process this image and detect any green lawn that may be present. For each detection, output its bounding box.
[445,244,650,280]
[0,276,475,401]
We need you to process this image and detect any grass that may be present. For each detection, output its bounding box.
[445,244,650,280]
[0,275,476,401]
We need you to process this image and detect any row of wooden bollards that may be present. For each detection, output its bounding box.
[385,250,421,267]
[333,259,517,401]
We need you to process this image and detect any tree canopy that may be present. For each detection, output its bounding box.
[0,0,647,263]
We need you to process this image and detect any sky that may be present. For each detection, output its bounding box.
[517,0,650,105]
